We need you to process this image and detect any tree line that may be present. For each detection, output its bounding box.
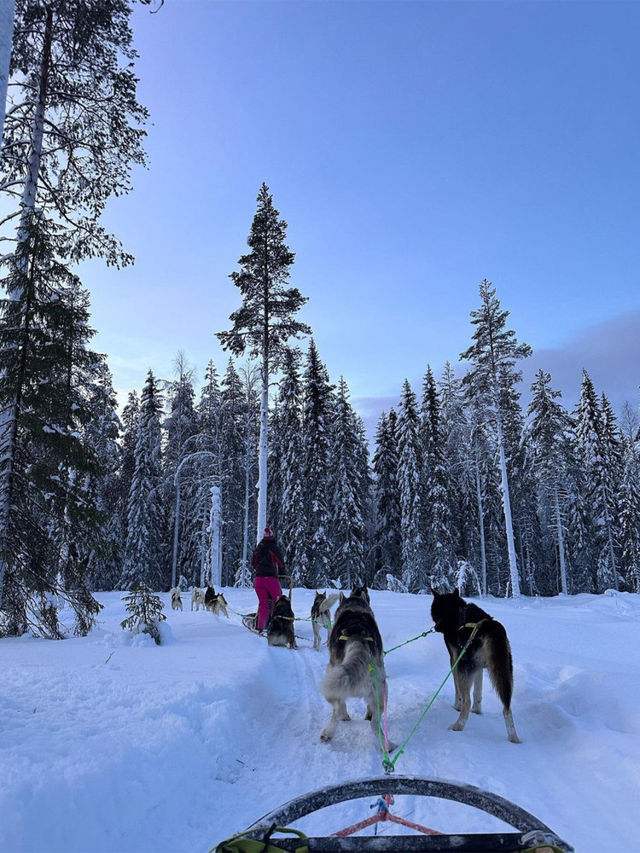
[1,1,639,640]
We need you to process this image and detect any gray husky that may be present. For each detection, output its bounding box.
[310,591,340,651]
[320,586,394,751]
[431,590,521,743]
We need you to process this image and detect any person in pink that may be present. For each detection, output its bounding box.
[252,527,285,631]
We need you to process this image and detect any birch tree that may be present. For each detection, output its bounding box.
[217,184,310,540]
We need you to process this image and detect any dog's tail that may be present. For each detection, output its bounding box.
[322,641,379,698]
[483,621,514,710]
[324,593,340,611]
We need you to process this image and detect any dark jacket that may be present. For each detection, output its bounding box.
[252,537,284,578]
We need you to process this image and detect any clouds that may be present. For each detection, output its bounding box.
[353,310,640,445]
[522,310,640,413]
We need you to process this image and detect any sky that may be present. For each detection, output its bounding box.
[80,0,640,437]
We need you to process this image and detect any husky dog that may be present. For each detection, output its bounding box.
[320,586,394,751]
[267,595,297,649]
[170,587,183,611]
[191,587,206,611]
[311,591,340,651]
[205,589,229,618]
[431,590,521,743]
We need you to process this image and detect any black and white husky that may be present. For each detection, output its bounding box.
[310,591,340,651]
[431,590,521,743]
[320,585,394,751]
[170,587,183,611]
[267,595,297,649]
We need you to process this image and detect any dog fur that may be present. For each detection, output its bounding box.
[205,587,229,618]
[267,595,297,649]
[320,585,394,751]
[191,587,206,611]
[170,587,183,611]
[431,590,521,743]
[311,591,340,651]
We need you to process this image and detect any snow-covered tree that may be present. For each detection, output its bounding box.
[372,410,402,580]
[120,371,165,590]
[217,184,310,540]
[396,379,424,591]
[120,583,166,645]
[421,366,456,590]
[460,280,532,597]
[526,370,575,594]
[302,339,334,587]
[275,347,307,585]
[330,378,366,587]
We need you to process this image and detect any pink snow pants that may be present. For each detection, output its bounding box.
[254,576,283,630]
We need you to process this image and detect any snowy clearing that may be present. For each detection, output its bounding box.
[1,589,639,852]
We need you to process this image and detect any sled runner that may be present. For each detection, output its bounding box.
[214,776,573,852]
[241,612,260,633]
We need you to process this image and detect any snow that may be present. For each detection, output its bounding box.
[1,588,639,852]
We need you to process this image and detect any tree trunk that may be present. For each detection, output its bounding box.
[209,485,222,588]
[0,7,53,612]
[256,363,268,540]
[0,0,15,140]
[496,414,521,597]
[553,485,568,594]
[474,455,487,596]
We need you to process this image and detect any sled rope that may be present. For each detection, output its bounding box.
[380,621,484,773]
[367,662,392,769]
[384,627,435,656]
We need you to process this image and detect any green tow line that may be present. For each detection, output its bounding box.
[373,621,484,774]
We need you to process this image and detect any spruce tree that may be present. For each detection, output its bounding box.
[372,411,402,583]
[574,371,619,591]
[302,339,334,587]
[275,348,307,585]
[0,0,148,622]
[217,184,310,540]
[396,379,424,591]
[330,378,366,587]
[121,583,166,645]
[120,371,165,590]
[0,221,102,635]
[526,370,574,594]
[421,366,456,590]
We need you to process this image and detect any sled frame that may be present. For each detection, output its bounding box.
[245,776,574,852]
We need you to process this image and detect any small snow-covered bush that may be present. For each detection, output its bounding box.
[120,583,166,645]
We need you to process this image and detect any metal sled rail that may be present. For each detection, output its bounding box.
[245,776,574,852]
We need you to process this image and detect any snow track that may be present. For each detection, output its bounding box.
[1,589,639,852]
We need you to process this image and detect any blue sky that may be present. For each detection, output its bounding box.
[82,0,640,434]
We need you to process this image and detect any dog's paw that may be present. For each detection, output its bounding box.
[508,733,522,744]
[320,730,333,742]
[472,705,482,715]
[449,721,465,732]
[340,711,351,722]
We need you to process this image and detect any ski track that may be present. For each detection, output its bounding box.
[0,589,639,851]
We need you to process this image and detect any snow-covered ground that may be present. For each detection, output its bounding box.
[1,588,639,852]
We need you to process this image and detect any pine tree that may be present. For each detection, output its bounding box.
[396,379,424,591]
[619,439,640,592]
[217,184,310,540]
[421,366,456,590]
[120,371,165,590]
[460,280,532,597]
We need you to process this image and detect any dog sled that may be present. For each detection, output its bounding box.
[214,776,573,852]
